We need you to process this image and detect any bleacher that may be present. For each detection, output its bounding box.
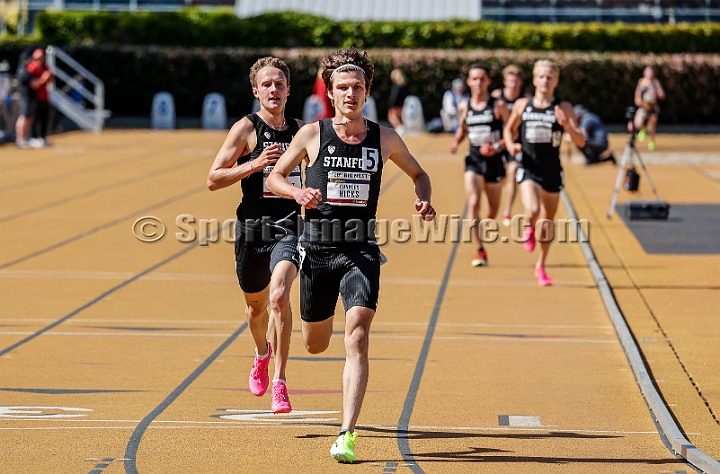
[26,0,231,13]
[19,0,720,21]
[480,0,720,22]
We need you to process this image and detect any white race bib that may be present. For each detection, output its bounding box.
[263,165,301,198]
[525,122,552,144]
[468,125,492,147]
[327,171,370,207]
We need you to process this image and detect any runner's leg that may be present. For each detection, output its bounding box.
[485,181,504,220]
[340,305,375,432]
[464,170,483,249]
[244,288,270,356]
[503,160,520,221]
[268,260,296,381]
[537,190,560,270]
[302,318,334,354]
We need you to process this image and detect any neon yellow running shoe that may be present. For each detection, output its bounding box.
[330,431,358,463]
[648,140,656,151]
[637,128,647,142]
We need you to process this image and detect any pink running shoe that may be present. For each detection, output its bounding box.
[271,381,292,413]
[248,342,272,396]
[534,267,552,287]
[523,227,536,252]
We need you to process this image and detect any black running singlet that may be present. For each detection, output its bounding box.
[465,96,503,159]
[519,97,564,175]
[499,89,520,112]
[236,114,301,224]
[303,119,384,245]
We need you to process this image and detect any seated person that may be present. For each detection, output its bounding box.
[440,78,469,133]
[573,105,615,165]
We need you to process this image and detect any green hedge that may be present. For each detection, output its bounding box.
[18,10,720,53]
[1,45,718,124]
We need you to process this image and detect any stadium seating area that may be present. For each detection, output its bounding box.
[21,0,720,20]
[481,0,720,22]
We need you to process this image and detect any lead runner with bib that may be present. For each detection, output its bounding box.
[503,59,586,287]
[267,48,435,464]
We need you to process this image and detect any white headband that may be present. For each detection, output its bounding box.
[329,64,366,81]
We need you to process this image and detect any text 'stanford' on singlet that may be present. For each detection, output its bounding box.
[236,113,301,225]
[303,119,384,245]
[519,97,564,174]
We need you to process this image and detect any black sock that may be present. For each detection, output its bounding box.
[339,429,349,436]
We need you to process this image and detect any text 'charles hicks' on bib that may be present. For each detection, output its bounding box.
[327,171,371,207]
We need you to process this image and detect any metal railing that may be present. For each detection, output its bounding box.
[45,45,108,133]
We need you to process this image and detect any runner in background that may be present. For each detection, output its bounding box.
[633,66,665,152]
[503,59,585,287]
[492,64,527,227]
[450,63,509,267]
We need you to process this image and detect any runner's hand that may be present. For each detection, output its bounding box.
[554,105,567,127]
[507,142,522,156]
[296,188,322,209]
[480,143,497,157]
[449,140,459,154]
[252,143,284,170]
[415,199,436,221]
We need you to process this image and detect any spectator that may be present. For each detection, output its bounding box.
[303,67,333,123]
[27,48,53,147]
[440,78,469,132]
[15,52,35,148]
[573,104,615,165]
[0,60,11,142]
[387,68,409,135]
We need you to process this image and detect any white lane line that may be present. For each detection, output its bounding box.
[435,323,612,329]
[0,331,619,344]
[381,277,594,288]
[0,422,694,436]
[0,270,236,282]
[1,319,612,329]
[0,271,592,287]
[0,319,242,325]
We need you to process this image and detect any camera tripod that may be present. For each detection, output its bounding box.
[607,124,662,218]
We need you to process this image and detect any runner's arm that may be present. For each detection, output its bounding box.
[207,118,254,191]
[449,100,469,154]
[267,123,323,209]
[503,97,528,156]
[382,127,436,221]
[556,102,586,149]
[634,80,643,108]
[655,80,666,101]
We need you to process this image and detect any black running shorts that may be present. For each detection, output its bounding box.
[516,165,564,193]
[465,153,506,183]
[299,242,381,323]
[503,150,522,164]
[235,223,299,294]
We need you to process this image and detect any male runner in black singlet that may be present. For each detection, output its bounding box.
[504,59,585,287]
[267,48,435,463]
[207,57,303,414]
[492,64,527,226]
[450,63,509,267]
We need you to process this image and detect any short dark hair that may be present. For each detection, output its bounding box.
[467,63,491,76]
[249,57,290,88]
[321,48,374,92]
